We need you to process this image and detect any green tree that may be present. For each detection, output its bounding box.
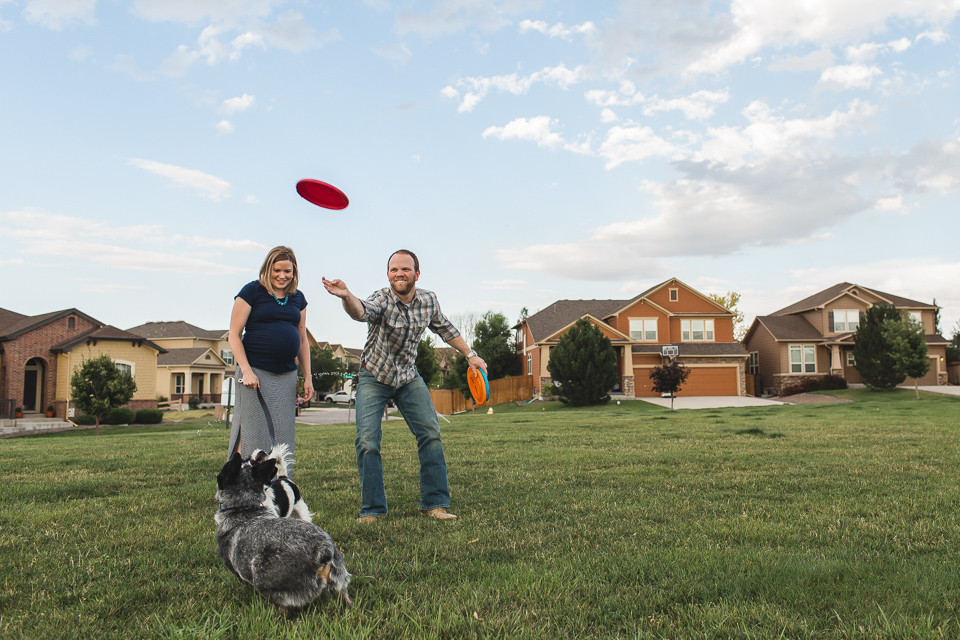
[708,291,746,341]
[416,338,441,386]
[853,304,915,391]
[440,353,470,398]
[947,319,960,364]
[546,318,618,406]
[648,360,691,409]
[69,354,137,435]
[304,346,344,396]
[884,316,930,399]
[473,311,519,381]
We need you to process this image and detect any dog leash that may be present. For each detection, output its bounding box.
[255,386,278,447]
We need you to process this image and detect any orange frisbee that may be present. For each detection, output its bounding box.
[468,368,489,405]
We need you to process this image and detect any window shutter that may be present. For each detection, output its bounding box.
[828,311,834,333]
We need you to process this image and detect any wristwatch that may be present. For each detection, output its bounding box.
[466,349,478,359]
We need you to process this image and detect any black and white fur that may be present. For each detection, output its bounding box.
[215,452,352,616]
[248,445,313,522]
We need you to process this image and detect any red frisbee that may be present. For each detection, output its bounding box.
[296,179,349,210]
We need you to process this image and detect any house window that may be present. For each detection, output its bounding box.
[174,374,185,394]
[790,345,816,373]
[748,352,759,375]
[68,316,76,329]
[832,310,860,332]
[908,311,922,327]
[669,288,678,301]
[629,318,658,341]
[846,351,855,366]
[114,361,134,377]
[220,350,234,365]
[681,319,714,341]
[526,354,532,375]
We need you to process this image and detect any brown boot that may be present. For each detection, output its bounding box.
[419,507,457,520]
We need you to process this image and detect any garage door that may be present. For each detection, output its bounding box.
[903,357,939,386]
[685,367,738,396]
[633,366,739,397]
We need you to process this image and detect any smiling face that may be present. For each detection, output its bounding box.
[387,253,419,299]
[271,260,295,295]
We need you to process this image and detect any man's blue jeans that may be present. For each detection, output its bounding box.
[355,370,451,517]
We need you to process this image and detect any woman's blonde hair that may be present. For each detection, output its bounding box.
[259,246,299,296]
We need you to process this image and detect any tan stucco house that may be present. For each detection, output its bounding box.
[743,283,950,395]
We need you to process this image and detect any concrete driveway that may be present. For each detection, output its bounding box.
[917,385,960,397]
[295,406,405,425]
[630,395,784,409]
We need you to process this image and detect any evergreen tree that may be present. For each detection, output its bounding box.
[948,319,960,363]
[883,316,930,399]
[648,360,691,409]
[70,354,137,435]
[473,311,519,380]
[853,304,914,391]
[415,338,441,386]
[547,318,618,406]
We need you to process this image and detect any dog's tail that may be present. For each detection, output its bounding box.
[268,443,294,478]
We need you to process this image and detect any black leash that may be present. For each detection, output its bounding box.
[254,386,277,446]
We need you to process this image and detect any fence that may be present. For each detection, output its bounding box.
[0,399,13,420]
[429,375,536,415]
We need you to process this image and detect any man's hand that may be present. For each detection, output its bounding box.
[467,354,487,376]
[322,277,350,298]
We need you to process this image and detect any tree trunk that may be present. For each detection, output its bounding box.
[915,379,919,400]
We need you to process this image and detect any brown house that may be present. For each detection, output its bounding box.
[515,278,749,397]
[743,283,950,395]
[0,307,164,419]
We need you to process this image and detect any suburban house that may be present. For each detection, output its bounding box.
[0,307,165,418]
[515,279,750,397]
[743,283,950,395]
[127,321,233,404]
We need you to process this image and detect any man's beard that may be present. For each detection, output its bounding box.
[391,278,414,295]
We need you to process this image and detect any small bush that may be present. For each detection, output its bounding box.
[74,414,96,425]
[188,396,202,410]
[157,395,169,403]
[104,407,135,425]
[780,375,849,397]
[135,409,163,424]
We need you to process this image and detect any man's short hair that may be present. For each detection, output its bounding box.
[388,249,419,272]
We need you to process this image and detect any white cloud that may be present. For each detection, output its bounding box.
[444,63,590,113]
[216,120,234,134]
[372,41,413,64]
[395,0,516,38]
[643,89,730,120]
[598,125,683,169]
[23,0,96,30]
[518,19,596,40]
[221,93,255,114]
[132,0,280,25]
[819,64,883,90]
[0,258,25,266]
[159,45,199,77]
[768,49,836,72]
[483,116,564,149]
[916,30,949,43]
[128,158,231,201]
[585,80,645,108]
[600,108,618,123]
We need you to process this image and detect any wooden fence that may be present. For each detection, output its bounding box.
[429,375,536,415]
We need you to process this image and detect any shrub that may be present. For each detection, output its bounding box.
[542,384,558,397]
[104,407,135,425]
[135,409,163,424]
[74,414,96,425]
[157,395,169,403]
[188,396,202,410]
[780,375,848,397]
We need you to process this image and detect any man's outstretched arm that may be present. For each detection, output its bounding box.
[322,277,365,320]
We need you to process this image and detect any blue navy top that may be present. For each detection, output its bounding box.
[236,281,308,373]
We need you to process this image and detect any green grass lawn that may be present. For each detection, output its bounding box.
[1,389,959,639]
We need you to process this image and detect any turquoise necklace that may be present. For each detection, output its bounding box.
[272,292,289,306]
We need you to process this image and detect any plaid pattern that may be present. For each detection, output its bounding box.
[359,287,460,388]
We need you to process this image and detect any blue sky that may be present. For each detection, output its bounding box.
[2,0,959,348]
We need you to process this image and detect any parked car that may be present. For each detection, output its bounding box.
[325,390,356,406]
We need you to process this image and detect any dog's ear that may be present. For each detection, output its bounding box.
[217,452,244,487]
[251,458,278,485]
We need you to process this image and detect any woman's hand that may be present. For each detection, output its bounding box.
[240,370,259,389]
[301,381,314,404]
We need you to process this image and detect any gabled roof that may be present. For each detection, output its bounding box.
[541,314,633,343]
[523,300,629,343]
[773,283,937,316]
[127,321,225,340]
[50,325,166,353]
[610,278,732,318]
[157,347,227,366]
[0,307,103,341]
[753,315,824,342]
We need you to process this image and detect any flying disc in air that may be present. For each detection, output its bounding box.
[296,179,349,210]
[468,367,489,405]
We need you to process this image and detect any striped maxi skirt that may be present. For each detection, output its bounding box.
[226,366,299,477]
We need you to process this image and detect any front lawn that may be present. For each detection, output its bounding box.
[1,389,958,639]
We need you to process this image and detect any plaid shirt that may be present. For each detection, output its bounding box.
[358,287,460,387]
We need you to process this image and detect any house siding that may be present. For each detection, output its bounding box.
[57,341,160,409]
[744,325,778,393]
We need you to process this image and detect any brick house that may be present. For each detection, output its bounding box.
[515,279,749,397]
[0,307,164,419]
[743,283,950,395]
